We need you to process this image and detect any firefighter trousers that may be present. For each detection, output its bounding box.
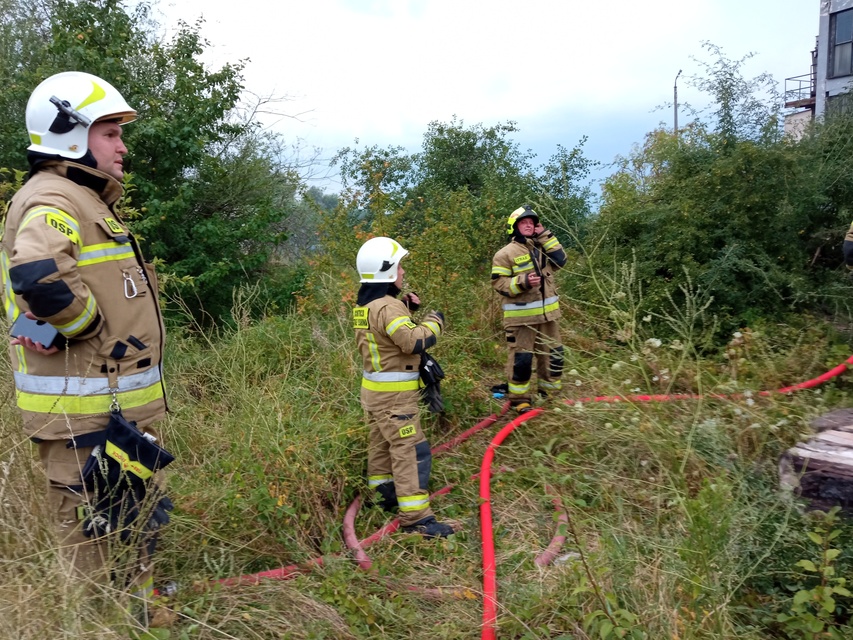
[365,398,433,527]
[504,320,564,405]
[38,433,162,594]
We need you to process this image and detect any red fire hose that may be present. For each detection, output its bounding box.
[208,355,853,640]
[476,354,853,638]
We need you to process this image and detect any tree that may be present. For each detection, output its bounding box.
[0,0,307,325]
[134,134,300,322]
[0,0,52,168]
[414,117,533,199]
[686,42,781,149]
[581,44,853,336]
[317,117,599,316]
[276,186,336,264]
[531,138,599,245]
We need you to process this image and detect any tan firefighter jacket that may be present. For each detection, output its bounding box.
[353,295,443,412]
[491,229,566,327]
[1,161,166,439]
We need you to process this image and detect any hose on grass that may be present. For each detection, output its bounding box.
[209,402,510,588]
[476,354,853,639]
[201,355,853,639]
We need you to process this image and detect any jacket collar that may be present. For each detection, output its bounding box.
[38,161,123,208]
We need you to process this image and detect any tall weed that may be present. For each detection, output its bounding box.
[1,261,852,638]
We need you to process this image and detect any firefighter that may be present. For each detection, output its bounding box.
[353,237,454,538]
[491,205,567,412]
[1,72,169,600]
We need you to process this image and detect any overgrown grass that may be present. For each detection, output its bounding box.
[2,273,853,639]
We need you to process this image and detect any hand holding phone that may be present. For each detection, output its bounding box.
[9,314,63,351]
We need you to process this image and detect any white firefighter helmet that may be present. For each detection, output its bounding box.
[356,237,409,283]
[25,71,137,160]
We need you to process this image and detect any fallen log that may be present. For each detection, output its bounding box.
[779,408,853,511]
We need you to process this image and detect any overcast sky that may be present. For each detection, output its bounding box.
[154,0,821,192]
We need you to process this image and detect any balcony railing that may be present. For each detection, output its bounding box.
[784,72,816,108]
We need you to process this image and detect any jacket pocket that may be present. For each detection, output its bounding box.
[96,333,152,368]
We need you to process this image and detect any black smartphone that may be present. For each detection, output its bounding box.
[9,315,61,348]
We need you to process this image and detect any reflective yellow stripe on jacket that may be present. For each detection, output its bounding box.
[502,295,560,319]
[0,250,18,324]
[0,251,27,371]
[77,242,135,267]
[386,315,416,336]
[541,236,560,251]
[491,265,512,277]
[361,370,420,392]
[19,207,82,247]
[14,367,164,414]
[53,292,98,338]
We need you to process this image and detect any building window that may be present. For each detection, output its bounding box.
[830,9,853,78]
[827,92,853,116]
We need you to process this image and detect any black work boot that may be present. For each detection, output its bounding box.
[402,516,455,539]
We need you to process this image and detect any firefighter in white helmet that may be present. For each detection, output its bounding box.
[353,237,454,538]
[491,205,567,412]
[1,72,170,602]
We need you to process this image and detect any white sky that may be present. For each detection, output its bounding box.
[154,0,821,191]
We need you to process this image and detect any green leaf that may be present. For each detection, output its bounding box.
[807,531,824,545]
[584,610,606,627]
[599,620,614,639]
[796,559,818,572]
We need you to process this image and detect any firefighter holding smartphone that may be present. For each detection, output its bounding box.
[1,72,170,612]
